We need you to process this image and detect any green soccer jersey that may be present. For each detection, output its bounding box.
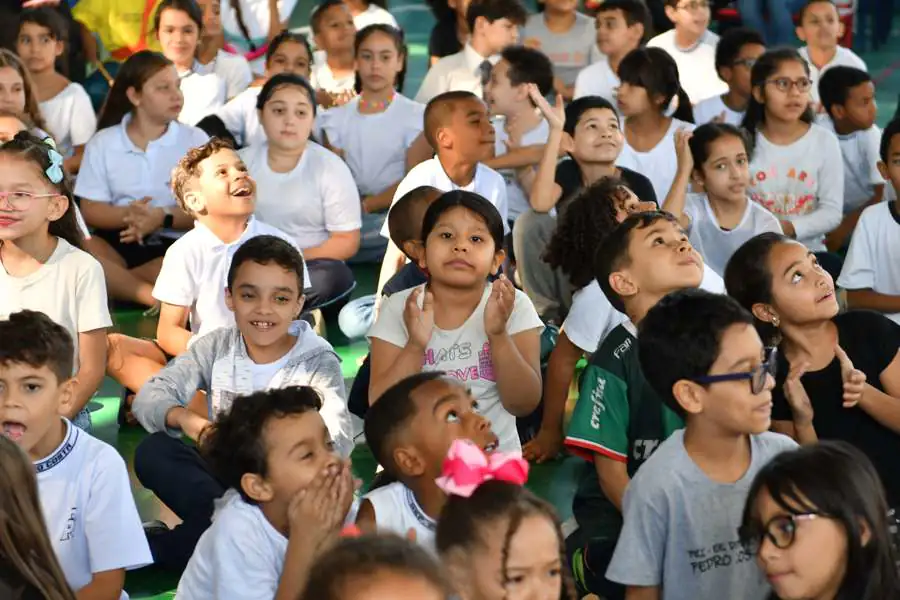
[564,322,684,540]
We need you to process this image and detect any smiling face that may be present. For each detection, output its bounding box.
[356,30,404,94]
[260,84,315,151]
[762,241,839,327]
[694,134,751,205]
[130,65,185,123]
[314,4,356,53]
[0,67,26,114]
[571,107,623,164]
[16,22,63,75]
[753,59,811,124]
[226,259,305,352]
[483,58,523,117]
[187,148,255,217]
[421,205,504,289]
[665,0,711,41]
[157,7,200,70]
[0,154,67,244]
[797,0,841,50]
[0,361,72,462]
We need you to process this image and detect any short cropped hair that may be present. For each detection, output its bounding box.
[387,186,442,253]
[423,90,480,148]
[638,289,756,419]
[564,95,619,136]
[798,0,838,23]
[465,0,528,33]
[880,118,900,164]
[595,0,652,33]
[0,310,74,382]
[819,66,872,116]
[226,235,306,292]
[170,137,236,212]
[500,45,554,97]
[714,27,765,73]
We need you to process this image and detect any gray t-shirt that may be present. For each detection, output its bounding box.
[606,429,798,600]
[522,12,602,87]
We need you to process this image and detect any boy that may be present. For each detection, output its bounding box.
[606,289,797,599]
[838,119,900,325]
[415,0,528,104]
[177,386,356,600]
[310,0,357,106]
[131,235,352,572]
[819,66,890,250]
[0,310,151,599]
[514,91,655,322]
[797,0,867,107]
[692,27,766,126]
[646,0,728,105]
[106,138,308,396]
[574,0,649,102]
[356,372,499,549]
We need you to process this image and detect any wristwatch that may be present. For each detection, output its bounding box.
[162,206,175,229]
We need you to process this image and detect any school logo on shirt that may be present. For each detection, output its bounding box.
[61,507,78,542]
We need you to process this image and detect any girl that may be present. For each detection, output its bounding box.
[76,50,208,308]
[742,48,843,271]
[522,0,601,100]
[427,0,470,65]
[16,8,96,173]
[662,123,782,277]
[615,47,695,204]
[302,534,455,600]
[0,132,111,432]
[345,0,399,31]
[319,24,421,264]
[368,191,544,453]
[194,0,253,99]
[239,73,360,313]
[211,30,312,147]
[725,232,900,512]
[739,441,900,600]
[435,440,576,600]
[311,0,358,107]
[0,49,51,142]
[0,437,75,600]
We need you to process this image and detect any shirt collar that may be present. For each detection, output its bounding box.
[119,113,181,153]
[35,419,78,473]
[193,216,256,249]
[462,43,498,73]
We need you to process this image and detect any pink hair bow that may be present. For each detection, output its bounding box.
[435,439,529,498]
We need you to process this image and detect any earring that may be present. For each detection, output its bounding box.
[772,315,780,327]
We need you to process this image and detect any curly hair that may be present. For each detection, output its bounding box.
[543,177,625,290]
[170,137,236,213]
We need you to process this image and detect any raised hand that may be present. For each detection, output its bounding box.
[404,287,434,350]
[286,464,341,547]
[528,84,565,131]
[484,275,515,337]
[673,128,694,175]
[836,344,866,407]
[783,359,814,426]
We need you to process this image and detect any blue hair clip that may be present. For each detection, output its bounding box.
[45,148,64,184]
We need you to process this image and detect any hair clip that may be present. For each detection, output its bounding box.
[435,439,529,498]
[45,147,64,184]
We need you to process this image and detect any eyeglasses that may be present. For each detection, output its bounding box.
[732,58,758,69]
[690,348,778,395]
[676,0,710,11]
[739,513,820,554]
[766,77,813,93]
[0,191,58,210]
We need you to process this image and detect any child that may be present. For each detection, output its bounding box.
[796,0,867,108]
[302,534,456,600]
[0,49,51,140]
[345,0,399,31]
[240,73,360,312]
[176,386,356,599]
[428,0,472,65]
[740,441,900,600]
[726,233,900,512]
[132,234,353,571]
[75,50,209,307]
[435,440,577,600]
[646,0,728,104]
[193,0,253,100]
[663,125,782,276]
[573,0,649,102]
[692,27,766,127]
[105,138,308,397]
[743,48,843,263]
[0,133,111,433]
[615,47,695,208]
[0,436,75,600]
[838,119,900,325]
[369,191,543,453]
[605,288,797,598]
[212,30,313,148]
[522,0,602,100]
[377,91,509,297]
[819,66,888,250]
[311,0,358,107]
[0,310,151,597]
[16,8,96,172]
[415,0,528,104]
[357,372,499,548]
[319,25,423,263]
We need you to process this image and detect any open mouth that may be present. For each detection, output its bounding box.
[231,184,253,197]
[2,421,26,441]
[817,290,835,303]
[482,438,499,454]
[249,320,277,331]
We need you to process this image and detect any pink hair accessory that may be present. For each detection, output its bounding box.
[435,439,529,498]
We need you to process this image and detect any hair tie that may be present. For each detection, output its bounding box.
[435,439,529,498]
[45,147,63,184]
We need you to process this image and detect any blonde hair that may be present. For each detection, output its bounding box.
[170,137,237,214]
[0,49,50,135]
[0,437,75,600]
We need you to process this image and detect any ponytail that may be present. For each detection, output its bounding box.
[618,47,693,123]
[741,48,814,138]
[671,86,694,123]
[229,0,257,52]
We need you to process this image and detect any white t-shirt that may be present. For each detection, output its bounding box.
[179,67,229,126]
[617,118,694,203]
[799,45,868,105]
[36,420,152,598]
[647,29,728,104]
[818,118,889,213]
[240,142,362,249]
[748,124,844,252]
[382,157,510,238]
[311,61,356,95]
[353,4,399,30]
[364,482,436,552]
[837,201,900,325]
[692,95,744,127]
[249,345,295,390]
[368,284,544,452]
[563,264,725,354]
[177,491,288,600]
[200,49,253,100]
[39,82,96,158]
[573,57,620,102]
[493,117,550,221]
[0,238,111,371]
[216,86,264,148]
[151,217,310,341]
[221,0,299,45]
[684,194,783,277]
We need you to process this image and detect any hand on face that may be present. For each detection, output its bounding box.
[286,460,355,548]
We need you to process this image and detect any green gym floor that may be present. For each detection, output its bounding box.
[88,5,900,597]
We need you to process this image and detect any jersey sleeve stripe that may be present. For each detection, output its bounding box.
[564,437,628,463]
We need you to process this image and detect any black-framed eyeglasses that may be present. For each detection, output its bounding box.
[739,513,820,554]
[690,348,778,395]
